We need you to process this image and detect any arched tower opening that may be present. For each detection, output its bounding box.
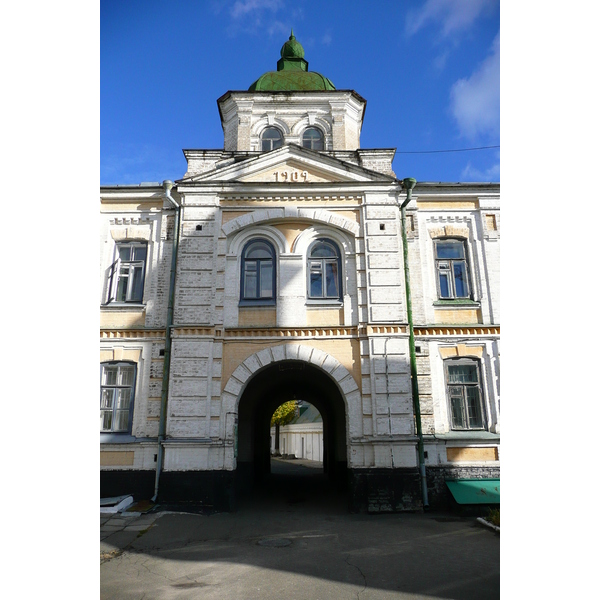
[235,359,348,504]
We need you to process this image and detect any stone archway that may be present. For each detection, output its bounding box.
[221,344,360,497]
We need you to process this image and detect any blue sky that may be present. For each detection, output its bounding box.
[101,0,500,184]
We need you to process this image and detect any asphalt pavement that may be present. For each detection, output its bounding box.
[101,458,499,600]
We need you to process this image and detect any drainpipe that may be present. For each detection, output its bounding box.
[152,180,180,503]
[399,177,429,509]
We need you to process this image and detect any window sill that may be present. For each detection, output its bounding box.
[238,300,276,308]
[101,303,146,311]
[100,433,136,443]
[427,431,499,441]
[433,299,480,307]
[306,299,343,308]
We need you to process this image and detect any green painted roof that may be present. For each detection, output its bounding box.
[248,31,335,92]
[445,479,500,504]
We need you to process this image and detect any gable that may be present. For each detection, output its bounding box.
[238,158,356,183]
[183,145,394,184]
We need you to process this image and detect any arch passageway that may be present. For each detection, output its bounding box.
[236,360,348,506]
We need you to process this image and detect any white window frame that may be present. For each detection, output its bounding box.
[100,362,136,434]
[444,358,486,431]
[306,238,342,301]
[106,241,147,304]
[434,238,471,300]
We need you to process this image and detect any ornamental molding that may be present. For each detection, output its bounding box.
[222,206,360,237]
[219,194,363,203]
[414,325,500,337]
[426,215,471,224]
[109,216,153,226]
[100,329,166,339]
[359,325,408,336]
[222,326,358,339]
[172,327,219,337]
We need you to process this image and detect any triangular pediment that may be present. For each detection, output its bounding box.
[182,145,395,184]
[238,157,357,183]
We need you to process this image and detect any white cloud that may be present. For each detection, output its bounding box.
[406,0,497,38]
[460,158,500,182]
[267,20,289,37]
[225,0,288,36]
[230,0,283,20]
[450,33,499,140]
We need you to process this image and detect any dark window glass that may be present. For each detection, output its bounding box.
[435,239,470,299]
[262,127,283,151]
[307,239,342,300]
[241,239,275,302]
[446,360,486,430]
[302,127,324,151]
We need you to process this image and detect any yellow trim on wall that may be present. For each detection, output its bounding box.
[446,447,498,462]
[439,344,485,359]
[306,308,344,326]
[238,307,277,327]
[434,309,482,324]
[417,200,479,210]
[100,451,135,466]
[100,310,146,329]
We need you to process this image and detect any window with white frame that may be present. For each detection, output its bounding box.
[106,242,147,303]
[445,358,486,430]
[302,127,324,150]
[434,239,470,299]
[100,362,136,433]
[261,127,283,151]
[307,239,342,300]
[240,239,276,303]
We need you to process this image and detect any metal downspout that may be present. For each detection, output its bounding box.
[152,180,180,503]
[400,177,429,508]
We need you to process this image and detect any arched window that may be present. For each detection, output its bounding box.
[434,239,471,299]
[100,362,136,433]
[302,127,324,151]
[445,358,486,430]
[307,239,342,300]
[241,239,276,302]
[261,127,283,151]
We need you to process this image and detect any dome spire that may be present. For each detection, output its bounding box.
[279,29,305,63]
[248,32,335,91]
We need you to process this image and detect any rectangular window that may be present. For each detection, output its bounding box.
[100,363,135,433]
[445,360,486,430]
[107,242,147,303]
[435,240,470,299]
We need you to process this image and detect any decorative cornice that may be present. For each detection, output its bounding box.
[219,194,363,203]
[223,326,358,339]
[99,324,498,339]
[108,216,154,225]
[100,329,166,339]
[414,325,500,337]
[172,327,218,337]
[359,325,408,336]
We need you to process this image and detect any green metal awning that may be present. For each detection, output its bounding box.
[446,479,500,504]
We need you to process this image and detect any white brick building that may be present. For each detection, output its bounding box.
[100,33,499,511]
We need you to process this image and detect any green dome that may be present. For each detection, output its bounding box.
[248,31,335,92]
[280,30,305,59]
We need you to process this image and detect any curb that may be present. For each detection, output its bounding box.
[476,517,500,533]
